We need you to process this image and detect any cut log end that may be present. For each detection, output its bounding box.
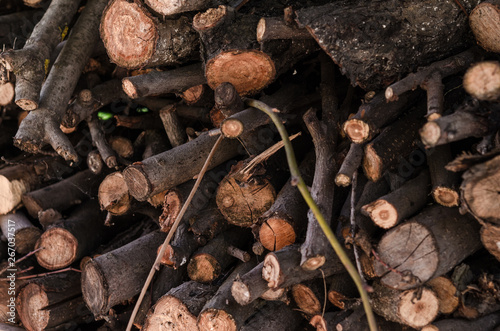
[309,315,327,331]
[35,228,77,270]
[0,175,29,215]
[427,276,459,314]
[256,18,266,43]
[385,86,397,101]
[362,200,398,229]
[221,119,244,138]
[81,260,107,318]
[198,309,237,331]
[292,284,321,316]
[363,144,382,182]
[159,189,182,232]
[188,253,220,283]
[432,187,459,207]
[420,121,441,147]
[470,2,500,53]
[123,165,151,201]
[17,283,50,330]
[206,50,276,96]
[193,6,228,31]
[0,82,15,106]
[98,172,131,215]
[463,61,500,101]
[398,288,439,328]
[144,296,197,330]
[109,136,134,159]
[101,0,157,69]
[231,281,252,306]
[427,113,441,122]
[481,224,500,262]
[122,78,138,99]
[335,173,351,187]
[157,244,175,266]
[301,256,326,271]
[262,253,280,288]
[259,217,296,251]
[343,119,370,143]
[182,84,205,105]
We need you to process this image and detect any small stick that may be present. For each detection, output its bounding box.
[0,267,80,281]
[350,171,366,285]
[227,245,251,262]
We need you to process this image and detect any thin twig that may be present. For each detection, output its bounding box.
[350,171,367,285]
[245,98,378,331]
[0,267,80,281]
[126,134,225,331]
[0,246,44,276]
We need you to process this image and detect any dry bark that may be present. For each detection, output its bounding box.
[145,0,230,17]
[256,16,312,42]
[240,301,303,331]
[189,202,229,245]
[422,312,500,331]
[336,143,364,187]
[427,145,460,207]
[158,104,187,148]
[181,83,214,107]
[470,0,500,54]
[0,212,41,255]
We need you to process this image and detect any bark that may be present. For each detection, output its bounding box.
[422,313,500,331]
[87,116,118,168]
[22,169,104,218]
[0,10,42,50]
[296,0,480,90]
[136,98,211,124]
[214,82,244,120]
[123,130,241,201]
[481,223,500,262]
[0,212,41,255]
[122,63,206,99]
[363,106,426,182]
[470,1,500,53]
[240,301,303,331]
[17,271,90,331]
[256,17,312,42]
[426,276,459,315]
[81,230,167,319]
[14,0,109,163]
[231,260,270,306]
[427,145,460,207]
[371,281,439,329]
[181,83,214,107]
[463,61,500,101]
[461,155,500,224]
[336,143,364,187]
[0,0,80,110]
[159,104,187,148]
[98,172,132,216]
[159,221,199,269]
[143,281,217,331]
[263,244,345,289]
[145,0,230,16]
[197,259,265,331]
[34,200,109,270]
[100,0,199,69]
[114,114,163,130]
[189,202,229,245]
[374,205,482,290]
[361,169,430,229]
[327,272,358,310]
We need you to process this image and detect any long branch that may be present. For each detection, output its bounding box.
[245,98,377,331]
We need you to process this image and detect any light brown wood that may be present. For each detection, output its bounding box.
[427,276,459,314]
[470,1,500,53]
[463,61,500,101]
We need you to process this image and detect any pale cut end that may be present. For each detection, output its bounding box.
[432,187,459,207]
[301,256,326,271]
[427,276,459,314]
[87,150,104,175]
[260,287,286,301]
[0,82,15,106]
[335,173,351,187]
[123,165,151,201]
[182,84,204,105]
[35,227,78,270]
[470,3,500,53]
[193,6,228,31]
[78,89,93,104]
[158,244,175,266]
[0,175,28,215]
[292,284,321,316]
[231,281,251,305]
[221,119,244,138]
[262,253,281,288]
[310,315,327,331]
[159,189,182,232]
[109,136,134,159]
[198,309,237,331]
[363,144,382,182]
[399,288,439,328]
[463,61,500,101]
[256,18,266,42]
[17,283,50,330]
[362,200,398,229]
[385,86,396,101]
[81,260,107,317]
[420,121,441,147]
[143,295,197,330]
[144,0,186,16]
[206,50,276,96]
[148,190,168,208]
[259,217,296,251]
[100,0,157,69]
[187,253,219,283]
[421,326,439,331]
[122,78,138,99]
[343,119,370,143]
[98,172,131,215]
[15,99,37,111]
[427,113,441,121]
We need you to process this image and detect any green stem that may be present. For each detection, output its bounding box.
[245,98,378,331]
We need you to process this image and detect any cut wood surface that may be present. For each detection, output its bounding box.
[469,0,500,53]
[463,61,500,101]
[481,223,500,262]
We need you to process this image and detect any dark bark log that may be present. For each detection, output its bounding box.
[214,82,244,120]
[256,16,312,42]
[363,106,426,182]
[371,281,439,329]
[34,200,109,270]
[145,0,230,17]
[296,0,480,90]
[143,281,217,331]
[123,130,241,201]
[422,313,500,331]
[374,205,482,290]
[197,259,265,331]
[136,98,211,124]
[240,301,303,331]
[336,143,364,187]
[22,169,104,218]
[361,169,430,229]
[100,0,199,69]
[81,230,167,319]
[461,155,500,224]
[189,202,229,245]
[17,271,90,331]
[427,145,460,207]
[14,0,109,163]
[87,116,118,169]
[0,212,41,255]
[231,260,281,306]
[327,272,358,310]
[426,276,459,315]
[470,1,500,54]
[0,10,42,50]
[159,222,199,269]
[463,61,500,101]
[114,114,163,130]
[159,104,187,148]
[122,63,206,99]
[0,0,80,110]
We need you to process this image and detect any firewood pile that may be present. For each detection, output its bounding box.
[0,0,500,330]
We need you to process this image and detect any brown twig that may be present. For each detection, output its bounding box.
[0,246,44,276]
[453,0,469,17]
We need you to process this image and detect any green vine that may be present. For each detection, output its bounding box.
[245,98,378,331]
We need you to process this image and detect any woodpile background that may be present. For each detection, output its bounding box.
[0,0,499,330]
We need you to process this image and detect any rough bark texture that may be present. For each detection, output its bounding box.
[240,301,304,330]
[145,0,230,17]
[0,212,41,254]
[231,260,269,306]
[422,313,500,331]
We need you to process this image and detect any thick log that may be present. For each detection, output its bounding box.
[463,61,500,101]
[100,0,199,69]
[240,301,303,330]
[0,0,80,110]
[122,63,206,99]
[427,145,460,207]
[17,271,90,331]
[363,106,426,182]
[0,212,41,255]
[296,0,480,90]
[140,129,170,160]
[422,312,500,331]
[143,281,217,331]
[81,230,167,319]
[481,223,500,262]
[374,205,482,290]
[263,244,345,289]
[371,281,439,329]
[461,155,500,224]
[197,259,265,331]
[187,228,252,283]
[123,130,241,201]
[34,200,109,270]
[189,202,229,245]
[22,170,104,218]
[470,1,500,53]
[426,276,459,315]
[361,169,430,229]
